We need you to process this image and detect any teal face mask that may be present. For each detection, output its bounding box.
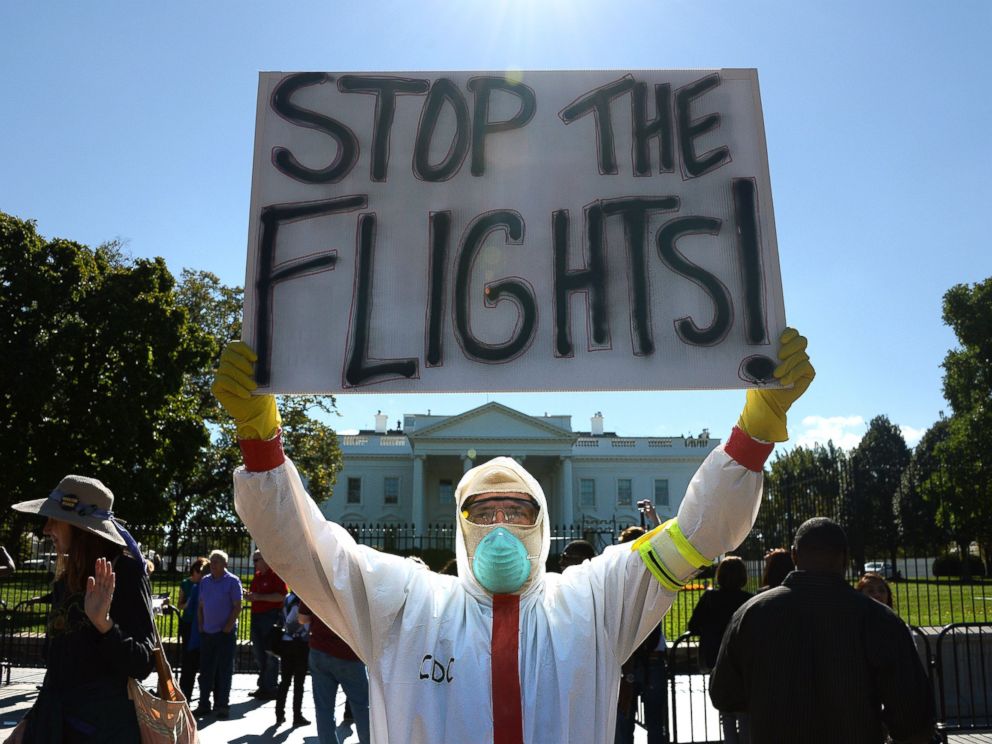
[471,526,532,594]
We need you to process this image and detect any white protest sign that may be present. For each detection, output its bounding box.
[243,69,785,393]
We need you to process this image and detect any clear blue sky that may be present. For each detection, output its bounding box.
[2,1,989,451]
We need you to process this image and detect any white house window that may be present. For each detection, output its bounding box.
[439,479,454,504]
[579,478,596,508]
[384,476,399,505]
[654,478,669,507]
[347,477,362,504]
[616,478,633,506]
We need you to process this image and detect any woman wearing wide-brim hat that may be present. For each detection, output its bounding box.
[9,474,155,743]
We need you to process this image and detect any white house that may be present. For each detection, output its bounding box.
[322,402,718,533]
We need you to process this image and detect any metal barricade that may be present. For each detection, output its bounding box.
[934,622,992,741]
[0,598,10,685]
[3,597,50,672]
[627,645,671,743]
[908,624,941,718]
[668,632,723,744]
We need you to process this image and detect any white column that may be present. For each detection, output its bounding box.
[412,455,425,533]
[560,456,574,527]
[462,456,474,473]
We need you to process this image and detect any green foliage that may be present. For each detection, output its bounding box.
[941,279,992,414]
[932,552,987,578]
[0,212,344,553]
[157,270,245,533]
[159,273,343,536]
[935,278,992,567]
[894,419,949,551]
[280,395,342,504]
[175,269,243,422]
[932,414,992,558]
[846,415,910,571]
[759,442,846,549]
[0,212,211,525]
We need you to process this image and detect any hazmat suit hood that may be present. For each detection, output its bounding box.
[454,456,550,601]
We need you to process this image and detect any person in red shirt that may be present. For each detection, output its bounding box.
[298,601,370,744]
[245,549,288,698]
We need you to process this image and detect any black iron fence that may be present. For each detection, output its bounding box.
[0,520,612,677]
[1,518,988,678]
[657,623,992,744]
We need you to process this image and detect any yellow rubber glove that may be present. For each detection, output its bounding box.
[211,341,281,440]
[737,328,815,442]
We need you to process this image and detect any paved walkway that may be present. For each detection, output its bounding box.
[0,668,362,744]
[4,667,985,743]
[0,668,651,743]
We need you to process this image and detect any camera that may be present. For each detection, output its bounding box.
[636,500,652,511]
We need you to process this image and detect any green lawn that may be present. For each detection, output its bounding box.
[661,577,992,641]
[1,571,259,641]
[890,577,992,628]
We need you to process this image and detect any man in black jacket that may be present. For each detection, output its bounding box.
[710,517,934,744]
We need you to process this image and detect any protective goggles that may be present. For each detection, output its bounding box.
[462,496,540,525]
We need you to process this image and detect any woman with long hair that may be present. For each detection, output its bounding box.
[11,475,156,742]
[688,555,753,743]
[856,572,894,608]
[178,556,209,701]
[758,548,795,592]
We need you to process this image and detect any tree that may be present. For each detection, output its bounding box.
[845,415,910,573]
[156,271,343,565]
[753,441,846,555]
[931,420,989,578]
[941,279,992,415]
[157,270,245,556]
[0,212,211,529]
[280,396,342,503]
[0,213,344,566]
[937,278,992,575]
[894,418,949,553]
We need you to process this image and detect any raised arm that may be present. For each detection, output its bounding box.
[608,330,814,660]
[212,341,417,662]
[636,328,814,588]
[84,555,156,681]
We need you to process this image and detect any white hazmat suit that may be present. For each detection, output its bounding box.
[233,427,770,744]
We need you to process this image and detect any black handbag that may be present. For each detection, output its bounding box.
[265,622,285,657]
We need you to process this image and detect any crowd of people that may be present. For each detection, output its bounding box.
[171,548,371,742]
[554,518,925,744]
[3,328,939,743]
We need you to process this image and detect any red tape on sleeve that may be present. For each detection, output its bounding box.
[239,431,286,472]
[724,426,774,472]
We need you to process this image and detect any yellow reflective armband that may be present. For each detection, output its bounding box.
[631,518,713,592]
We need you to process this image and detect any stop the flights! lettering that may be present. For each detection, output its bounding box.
[252,181,768,387]
[250,71,777,389]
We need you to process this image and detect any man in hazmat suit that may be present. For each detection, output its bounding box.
[212,329,813,744]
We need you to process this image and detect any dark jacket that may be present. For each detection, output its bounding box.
[25,553,156,743]
[709,570,933,744]
[687,586,753,668]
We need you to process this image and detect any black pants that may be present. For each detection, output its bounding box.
[178,619,199,701]
[276,640,310,718]
[179,646,200,701]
